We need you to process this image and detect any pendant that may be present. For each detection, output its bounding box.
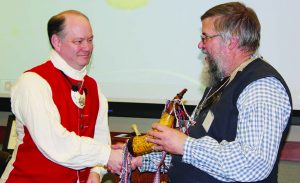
[71,90,86,108]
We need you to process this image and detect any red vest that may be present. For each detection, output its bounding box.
[7,61,100,183]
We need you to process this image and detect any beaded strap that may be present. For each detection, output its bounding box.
[119,145,132,183]
[153,151,167,183]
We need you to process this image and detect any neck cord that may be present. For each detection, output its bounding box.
[59,70,85,93]
[59,70,86,108]
[193,76,230,118]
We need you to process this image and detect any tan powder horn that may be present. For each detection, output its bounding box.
[127,88,187,156]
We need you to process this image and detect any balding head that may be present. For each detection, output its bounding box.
[47,10,90,48]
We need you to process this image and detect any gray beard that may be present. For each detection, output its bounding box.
[201,55,225,87]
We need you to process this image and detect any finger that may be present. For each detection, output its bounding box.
[111,143,124,149]
[146,129,153,135]
[152,123,167,131]
[148,130,163,139]
[113,166,122,175]
[110,166,121,175]
[152,145,164,151]
[146,136,161,145]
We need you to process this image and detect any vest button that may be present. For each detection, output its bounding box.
[80,124,84,129]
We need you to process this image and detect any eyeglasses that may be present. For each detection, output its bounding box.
[201,33,220,43]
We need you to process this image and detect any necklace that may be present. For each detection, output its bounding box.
[193,77,230,118]
[60,70,86,109]
[192,54,261,120]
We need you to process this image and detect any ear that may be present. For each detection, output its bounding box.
[227,36,239,50]
[51,34,61,51]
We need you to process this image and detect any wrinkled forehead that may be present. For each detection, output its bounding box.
[201,17,219,34]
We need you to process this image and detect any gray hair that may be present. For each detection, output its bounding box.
[201,2,260,52]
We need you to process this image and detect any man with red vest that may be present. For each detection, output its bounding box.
[1,10,123,183]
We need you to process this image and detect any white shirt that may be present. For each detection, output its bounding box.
[1,50,111,182]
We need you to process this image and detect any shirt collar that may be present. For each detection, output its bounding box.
[49,49,87,80]
[228,54,261,83]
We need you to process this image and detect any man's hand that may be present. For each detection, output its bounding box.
[87,172,100,183]
[111,142,125,150]
[106,149,123,175]
[147,123,188,155]
[131,156,143,170]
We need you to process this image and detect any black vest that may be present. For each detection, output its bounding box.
[168,59,292,183]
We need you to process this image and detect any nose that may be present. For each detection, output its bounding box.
[82,40,93,51]
[198,40,204,50]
